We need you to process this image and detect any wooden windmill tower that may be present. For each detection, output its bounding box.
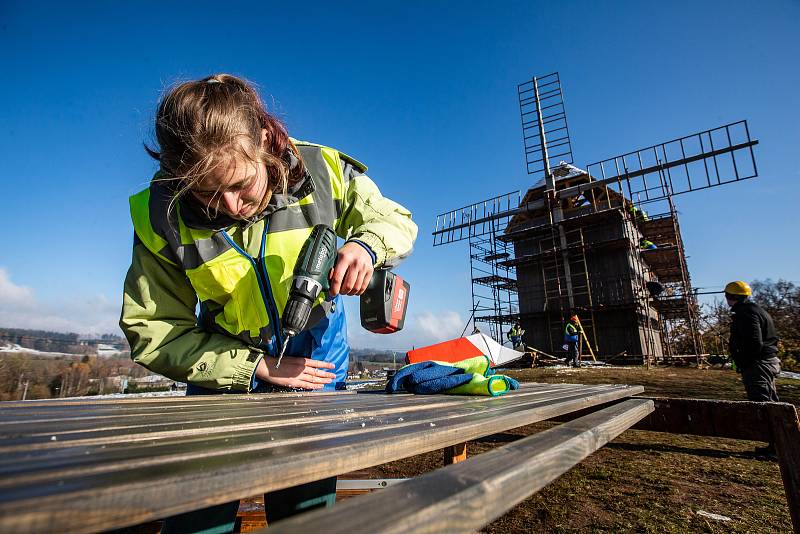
[433,72,759,364]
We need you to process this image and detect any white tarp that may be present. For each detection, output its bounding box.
[464,333,525,366]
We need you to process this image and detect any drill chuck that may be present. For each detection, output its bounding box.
[282,276,323,336]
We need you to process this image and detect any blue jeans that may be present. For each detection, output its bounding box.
[566,342,580,367]
[161,386,337,534]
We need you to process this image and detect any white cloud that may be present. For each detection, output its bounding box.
[345,303,466,351]
[0,268,35,307]
[0,267,468,349]
[0,267,120,335]
[414,310,465,342]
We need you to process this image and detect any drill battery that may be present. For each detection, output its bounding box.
[360,270,409,334]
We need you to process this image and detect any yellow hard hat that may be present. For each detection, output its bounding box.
[724,281,752,296]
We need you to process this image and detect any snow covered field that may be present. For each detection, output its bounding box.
[0,343,125,357]
[0,343,75,357]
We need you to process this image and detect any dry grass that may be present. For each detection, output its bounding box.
[114,367,797,533]
[365,367,798,533]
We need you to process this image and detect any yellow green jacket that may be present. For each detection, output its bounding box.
[120,141,417,391]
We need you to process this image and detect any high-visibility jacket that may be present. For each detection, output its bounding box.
[564,323,580,343]
[121,140,417,391]
[508,325,524,339]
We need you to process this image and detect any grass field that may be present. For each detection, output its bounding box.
[364,367,798,533]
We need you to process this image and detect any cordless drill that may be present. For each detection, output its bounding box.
[275,224,410,367]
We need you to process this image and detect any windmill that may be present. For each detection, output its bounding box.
[433,72,758,364]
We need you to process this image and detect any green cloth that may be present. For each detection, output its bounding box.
[431,356,519,396]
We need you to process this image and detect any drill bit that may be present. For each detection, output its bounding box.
[275,336,291,368]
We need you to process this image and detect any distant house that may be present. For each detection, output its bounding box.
[129,374,173,389]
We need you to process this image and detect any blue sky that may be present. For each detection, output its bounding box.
[1,1,798,350]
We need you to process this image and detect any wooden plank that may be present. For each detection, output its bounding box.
[0,393,469,438]
[0,382,568,413]
[0,385,642,534]
[0,384,595,453]
[0,391,366,425]
[0,389,356,409]
[0,386,620,483]
[0,385,593,450]
[266,398,655,534]
[0,386,600,460]
[0,384,579,428]
[766,403,800,534]
[0,385,628,486]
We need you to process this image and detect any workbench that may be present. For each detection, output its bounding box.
[0,383,797,533]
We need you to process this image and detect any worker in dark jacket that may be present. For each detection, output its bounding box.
[726,281,781,402]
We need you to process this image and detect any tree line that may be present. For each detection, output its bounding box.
[0,353,150,401]
[697,278,799,370]
[0,328,128,355]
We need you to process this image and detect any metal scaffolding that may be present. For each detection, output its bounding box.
[433,72,758,362]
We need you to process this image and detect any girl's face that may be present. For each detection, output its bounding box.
[190,132,273,220]
[191,156,271,219]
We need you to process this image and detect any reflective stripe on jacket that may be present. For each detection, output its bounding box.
[121,141,417,391]
[564,323,579,343]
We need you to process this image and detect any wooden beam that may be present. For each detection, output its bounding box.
[630,397,799,534]
[443,443,467,465]
[766,403,800,534]
[0,385,643,534]
[266,399,654,534]
[631,397,772,441]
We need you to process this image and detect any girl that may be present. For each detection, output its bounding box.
[120,73,417,532]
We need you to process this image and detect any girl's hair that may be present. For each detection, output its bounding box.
[145,73,303,216]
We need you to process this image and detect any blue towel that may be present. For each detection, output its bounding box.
[386,361,473,394]
[385,359,520,396]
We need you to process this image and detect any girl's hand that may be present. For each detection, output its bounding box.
[255,356,336,390]
[329,242,374,296]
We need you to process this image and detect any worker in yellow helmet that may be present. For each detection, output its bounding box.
[725,281,780,454]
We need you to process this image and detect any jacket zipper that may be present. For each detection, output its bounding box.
[220,221,283,355]
[258,219,284,351]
